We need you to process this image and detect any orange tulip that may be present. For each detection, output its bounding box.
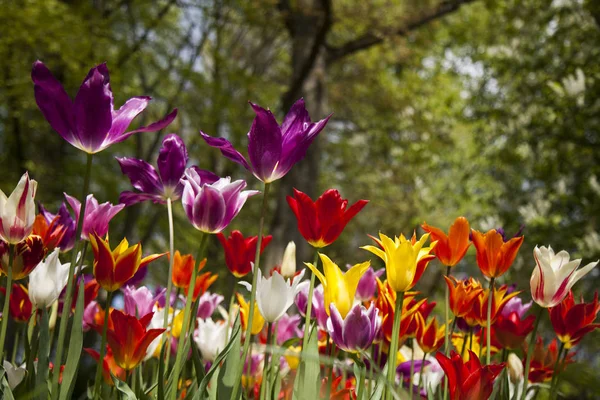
[32,214,66,252]
[84,347,126,385]
[415,313,445,353]
[471,229,523,278]
[464,284,520,327]
[422,217,471,267]
[89,233,165,292]
[445,276,484,318]
[185,271,218,301]
[375,279,422,344]
[171,251,207,289]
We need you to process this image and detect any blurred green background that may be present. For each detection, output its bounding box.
[1,0,599,397]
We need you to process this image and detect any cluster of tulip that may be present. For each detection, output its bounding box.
[0,60,597,400]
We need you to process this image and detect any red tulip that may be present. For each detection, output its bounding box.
[216,230,272,278]
[493,312,535,349]
[435,350,505,400]
[287,189,368,248]
[84,347,126,385]
[525,337,574,383]
[0,283,32,322]
[549,291,600,349]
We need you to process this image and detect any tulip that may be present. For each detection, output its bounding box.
[549,291,600,349]
[184,271,218,301]
[501,295,532,319]
[287,189,368,248]
[280,241,296,278]
[415,314,445,354]
[237,293,265,335]
[28,248,71,309]
[530,245,598,308]
[117,134,218,205]
[0,283,32,322]
[240,269,305,323]
[194,318,228,362]
[84,347,126,385]
[38,202,76,252]
[123,285,165,318]
[64,194,124,241]
[0,172,38,244]
[355,266,385,302]
[89,233,165,292]
[295,283,328,330]
[200,99,330,183]
[181,169,258,234]
[444,276,484,318]
[524,337,574,383]
[494,311,536,349]
[83,301,100,332]
[32,214,66,252]
[217,230,272,278]
[471,228,523,278]
[170,251,206,289]
[362,232,436,293]
[274,314,303,345]
[435,350,505,400]
[405,298,437,339]
[464,284,520,327]
[305,253,370,318]
[0,235,46,280]
[65,275,99,314]
[105,309,165,370]
[507,353,523,384]
[375,280,422,343]
[143,307,170,360]
[32,61,177,154]
[421,217,471,267]
[327,302,380,353]
[196,292,224,320]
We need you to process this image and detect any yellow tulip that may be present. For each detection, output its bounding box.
[236,293,265,335]
[362,232,436,292]
[305,253,370,318]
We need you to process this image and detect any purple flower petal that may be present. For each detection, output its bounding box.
[116,157,163,196]
[327,303,346,349]
[31,61,75,145]
[157,134,188,190]
[193,185,226,233]
[113,108,178,146]
[200,131,250,170]
[247,103,282,181]
[73,66,113,153]
[184,166,219,186]
[119,191,163,206]
[280,98,310,138]
[342,305,372,350]
[107,97,150,140]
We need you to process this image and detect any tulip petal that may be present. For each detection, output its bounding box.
[157,134,188,189]
[247,103,282,181]
[116,157,163,196]
[200,131,250,170]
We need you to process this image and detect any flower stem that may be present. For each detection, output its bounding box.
[51,152,93,400]
[409,340,415,400]
[486,277,495,365]
[521,305,543,400]
[443,266,451,400]
[302,251,319,350]
[0,244,14,361]
[171,232,208,400]
[93,290,113,399]
[161,198,176,370]
[232,182,270,400]
[261,322,274,400]
[386,290,405,400]
[549,341,565,400]
[418,351,427,395]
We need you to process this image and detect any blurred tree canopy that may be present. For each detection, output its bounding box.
[1,0,599,395]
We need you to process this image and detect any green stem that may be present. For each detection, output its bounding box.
[486,277,495,365]
[161,198,176,376]
[260,322,274,400]
[443,266,451,400]
[302,251,319,346]
[170,232,209,400]
[51,152,93,400]
[356,359,366,400]
[418,351,427,395]
[549,341,565,400]
[409,340,415,400]
[232,182,270,400]
[0,244,14,361]
[93,290,113,399]
[386,290,405,400]
[460,331,468,359]
[11,327,20,363]
[325,334,334,398]
[521,305,544,400]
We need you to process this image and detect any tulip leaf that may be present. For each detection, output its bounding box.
[157,342,167,400]
[35,308,50,400]
[59,281,85,400]
[369,368,386,400]
[111,373,137,400]
[191,339,206,385]
[0,369,15,400]
[292,321,319,400]
[217,317,241,399]
[426,384,435,400]
[280,337,301,349]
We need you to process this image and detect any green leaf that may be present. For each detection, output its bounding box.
[35,307,50,400]
[292,322,319,400]
[158,342,167,400]
[0,370,15,400]
[191,335,206,385]
[369,367,386,400]
[111,373,137,400]
[59,281,85,400]
[217,317,241,399]
[427,383,435,400]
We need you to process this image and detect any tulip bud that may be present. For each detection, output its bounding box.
[280,241,296,278]
[507,353,523,384]
[0,172,38,244]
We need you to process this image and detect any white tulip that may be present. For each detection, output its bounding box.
[28,248,71,309]
[280,241,296,278]
[194,318,229,362]
[0,172,37,244]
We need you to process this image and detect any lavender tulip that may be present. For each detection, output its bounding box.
[355,266,385,301]
[39,202,76,252]
[276,314,303,344]
[64,193,125,240]
[200,99,331,183]
[123,286,165,318]
[32,61,177,154]
[327,302,380,353]
[501,296,532,319]
[196,292,224,319]
[181,168,258,234]
[295,283,328,330]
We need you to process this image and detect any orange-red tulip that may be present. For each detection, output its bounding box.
[421,217,471,267]
[84,347,126,385]
[170,251,207,289]
[471,229,523,278]
[0,235,46,280]
[32,214,66,252]
[415,313,445,353]
[0,283,32,322]
[549,291,600,349]
[525,337,574,383]
[464,284,520,327]
[445,276,484,318]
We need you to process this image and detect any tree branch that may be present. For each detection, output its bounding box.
[326,0,477,63]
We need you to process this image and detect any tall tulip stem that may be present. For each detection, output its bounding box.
[443,266,451,400]
[522,305,543,400]
[486,277,495,365]
[52,152,93,399]
[232,182,270,399]
[302,251,319,348]
[0,244,14,361]
[549,341,566,399]
[161,198,176,369]
[93,290,114,399]
[386,290,405,400]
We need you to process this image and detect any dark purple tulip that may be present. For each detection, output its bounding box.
[64,193,125,240]
[123,286,165,317]
[327,302,380,353]
[295,284,328,330]
[181,168,258,234]
[32,61,177,154]
[39,202,76,252]
[200,99,331,183]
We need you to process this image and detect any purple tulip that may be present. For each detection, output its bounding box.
[295,284,328,330]
[32,61,177,154]
[181,168,258,234]
[123,286,165,318]
[276,314,303,344]
[327,302,380,353]
[39,202,76,252]
[64,193,125,240]
[82,300,98,332]
[200,99,331,183]
[354,266,385,301]
[500,296,532,319]
[196,292,224,319]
